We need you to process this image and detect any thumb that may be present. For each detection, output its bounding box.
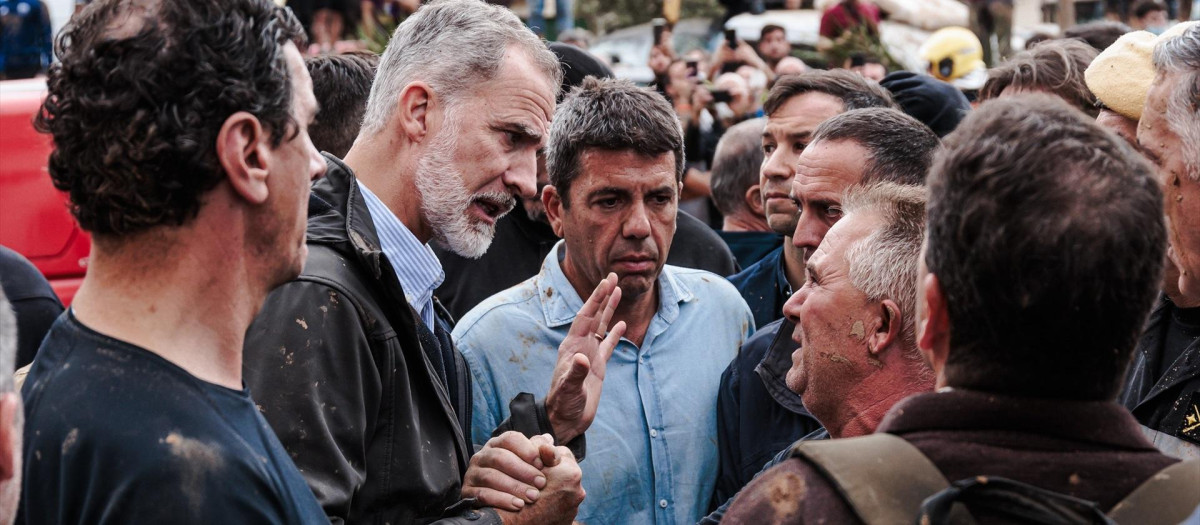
[562,353,591,388]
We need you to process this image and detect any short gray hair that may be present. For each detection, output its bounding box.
[841,182,929,373]
[710,118,766,217]
[1153,24,1200,180]
[811,108,941,186]
[0,288,15,393]
[360,0,562,135]
[547,77,684,206]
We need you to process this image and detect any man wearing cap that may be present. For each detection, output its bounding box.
[1126,22,1200,458]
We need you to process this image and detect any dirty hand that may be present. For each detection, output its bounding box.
[462,431,559,512]
[546,273,625,443]
[498,443,585,525]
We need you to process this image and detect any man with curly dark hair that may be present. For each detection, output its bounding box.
[18,0,329,523]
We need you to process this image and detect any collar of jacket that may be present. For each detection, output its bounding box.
[879,389,1161,452]
[306,152,472,472]
[754,319,811,416]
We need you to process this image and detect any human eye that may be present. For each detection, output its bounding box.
[826,205,843,220]
[762,142,776,155]
[597,197,620,209]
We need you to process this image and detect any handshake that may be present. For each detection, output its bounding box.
[462,274,626,525]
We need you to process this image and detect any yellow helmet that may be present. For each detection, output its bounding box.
[920,27,986,82]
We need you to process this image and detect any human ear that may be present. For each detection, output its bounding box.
[0,393,20,481]
[217,111,270,205]
[745,184,765,216]
[867,299,902,356]
[543,186,566,238]
[917,273,951,371]
[396,82,434,144]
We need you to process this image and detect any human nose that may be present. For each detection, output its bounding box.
[762,149,793,182]
[308,141,327,182]
[623,201,651,239]
[791,212,824,253]
[783,285,807,324]
[504,150,539,199]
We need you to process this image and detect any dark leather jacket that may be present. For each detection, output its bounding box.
[244,154,561,525]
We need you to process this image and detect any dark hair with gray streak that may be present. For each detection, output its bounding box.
[810,107,941,186]
[547,77,684,207]
[710,118,766,217]
[763,69,895,117]
[1153,23,1200,180]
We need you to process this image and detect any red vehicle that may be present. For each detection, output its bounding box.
[0,78,90,305]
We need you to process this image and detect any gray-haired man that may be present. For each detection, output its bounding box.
[244,1,620,523]
[454,77,754,525]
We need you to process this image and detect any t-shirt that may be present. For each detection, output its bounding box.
[19,312,328,525]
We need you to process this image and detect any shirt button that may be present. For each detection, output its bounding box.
[659,499,668,508]
[650,429,659,438]
[639,357,645,365]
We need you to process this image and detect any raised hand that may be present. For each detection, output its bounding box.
[545,273,626,443]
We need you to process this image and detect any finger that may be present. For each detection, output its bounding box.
[462,466,540,506]
[570,274,614,334]
[529,433,556,449]
[600,320,627,365]
[478,435,545,487]
[486,431,541,466]
[562,354,590,389]
[538,442,559,469]
[595,284,621,339]
[461,484,529,512]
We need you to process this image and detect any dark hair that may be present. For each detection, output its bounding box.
[547,77,683,208]
[1133,0,1167,19]
[307,51,380,158]
[764,69,895,117]
[760,24,786,42]
[36,0,306,238]
[979,39,1099,115]
[1064,20,1132,51]
[710,118,766,217]
[810,107,940,186]
[926,94,1165,401]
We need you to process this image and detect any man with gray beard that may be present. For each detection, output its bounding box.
[244,1,620,523]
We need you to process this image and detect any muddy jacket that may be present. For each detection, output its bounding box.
[243,154,562,525]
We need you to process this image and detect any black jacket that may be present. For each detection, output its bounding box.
[244,155,563,525]
[1120,294,1200,449]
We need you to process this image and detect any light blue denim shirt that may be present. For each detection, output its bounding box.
[356,180,444,331]
[454,241,755,525]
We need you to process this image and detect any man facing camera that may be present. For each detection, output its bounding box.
[455,78,754,525]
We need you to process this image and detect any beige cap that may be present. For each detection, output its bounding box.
[1084,21,1199,121]
[1085,30,1156,120]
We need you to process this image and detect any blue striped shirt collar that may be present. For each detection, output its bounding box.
[356,180,444,328]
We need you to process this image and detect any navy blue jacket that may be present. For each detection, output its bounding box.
[717,231,783,274]
[711,318,823,515]
[727,246,791,329]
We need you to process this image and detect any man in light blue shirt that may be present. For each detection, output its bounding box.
[455,77,754,525]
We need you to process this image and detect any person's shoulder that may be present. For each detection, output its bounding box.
[722,455,856,524]
[451,275,543,340]
[729,246,781,284]
[670,266,745,300]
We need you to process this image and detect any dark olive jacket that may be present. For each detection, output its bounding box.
[244,154,559,525]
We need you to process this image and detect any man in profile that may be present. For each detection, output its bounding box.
[20,1,329,522]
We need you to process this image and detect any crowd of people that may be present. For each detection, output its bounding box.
[1,0,1200,523]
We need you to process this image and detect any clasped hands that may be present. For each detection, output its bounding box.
[461,274,624,524]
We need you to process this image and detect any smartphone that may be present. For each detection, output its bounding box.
[653,18,667,46]
[685,60,699,79]
[710,89,734,104]
[724,28,738,47]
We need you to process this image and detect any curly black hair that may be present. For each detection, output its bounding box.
[36,0,306,237]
